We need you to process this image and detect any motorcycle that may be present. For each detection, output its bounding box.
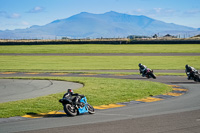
[186,71,200,82]
[59,95,95,116]
[143,68,156,79]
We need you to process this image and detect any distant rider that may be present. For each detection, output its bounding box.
[63,89,85,106]
[185,64,199,80]
[138,63,147,77]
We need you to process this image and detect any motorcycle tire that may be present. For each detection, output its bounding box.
[87,104,95,114]
[150,73,156,79]
[63,104,78,116]
[194,75,200,82]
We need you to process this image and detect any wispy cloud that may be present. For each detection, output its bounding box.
[28,6,45,13]
[185,9,200,15]
[9,13,21,18]
[0,11,7,17]
[21,21,29,26]
[0,11,21,19]
[130,8,177,17]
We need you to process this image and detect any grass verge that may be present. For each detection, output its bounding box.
[0,77,172,118]
[0,56,200,71]
[0,44,200,53]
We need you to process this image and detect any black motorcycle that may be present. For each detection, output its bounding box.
[186,71,200,82]
[143,68,156,79]
[59,95,95,116]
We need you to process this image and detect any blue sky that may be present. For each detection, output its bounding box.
[0,0,200,30]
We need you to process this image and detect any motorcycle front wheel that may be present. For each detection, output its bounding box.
[150,73,156,79]
[87,104,95,114]
[63,104,78,116]
[194,75,200,82]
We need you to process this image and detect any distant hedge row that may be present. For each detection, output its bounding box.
[0,39,200,45]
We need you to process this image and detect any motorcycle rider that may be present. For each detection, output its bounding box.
[138,63,147,77]
[63,89,85,106]
[185,64,199,80]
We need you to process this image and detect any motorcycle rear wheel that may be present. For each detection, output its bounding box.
[63,104,78,116]
[87,104,95,114]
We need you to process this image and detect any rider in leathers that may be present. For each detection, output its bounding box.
[139,63,147,77]
[63,89,85,106]
[185,64,199,80]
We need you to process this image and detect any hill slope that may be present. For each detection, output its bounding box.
[0,11,199,39]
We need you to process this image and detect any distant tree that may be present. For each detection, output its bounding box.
[152,34,158,38]
[62,37,70,39]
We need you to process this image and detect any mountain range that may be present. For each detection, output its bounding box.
[0,11,200,39]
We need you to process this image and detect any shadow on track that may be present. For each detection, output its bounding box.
[170,82,200,84]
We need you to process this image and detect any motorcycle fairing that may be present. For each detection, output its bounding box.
[78,97,88,114]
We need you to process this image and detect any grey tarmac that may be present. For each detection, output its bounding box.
[0,72,200,133]
[0,52,200,133]
[0,79,83,103]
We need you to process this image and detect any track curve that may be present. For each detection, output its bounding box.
[0,72,200,132]
[0,79,83,103]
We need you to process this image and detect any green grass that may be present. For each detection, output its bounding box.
[0,44,197,118]
[0,56,199,71]
[0,77,172,118]
[0,44,200,53]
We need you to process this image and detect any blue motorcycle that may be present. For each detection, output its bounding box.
[59,95,95,116]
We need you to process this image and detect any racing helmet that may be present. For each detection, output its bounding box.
[67,89,73,94]
[138,63,142,67]
[185,64,189,69]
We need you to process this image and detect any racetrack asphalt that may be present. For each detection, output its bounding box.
[0,52,200,133]
[0,79,83,103]
[0,71,200,133]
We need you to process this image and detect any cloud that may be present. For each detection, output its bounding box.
[21,21,29,26]
[0,11,21,19]
[28,6,45,13]
[130,8,177,17]
[185,9,200,15]
[9,13,21,18]
[154,8,162,13]
[0,11,7,17]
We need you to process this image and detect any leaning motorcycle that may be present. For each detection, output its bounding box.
[144,68,156,79]
[186,71,200,82]
[59,95,95,116]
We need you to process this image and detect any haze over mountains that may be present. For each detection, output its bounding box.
[0,11,199,39]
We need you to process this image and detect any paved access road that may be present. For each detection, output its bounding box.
[0,72,200,133]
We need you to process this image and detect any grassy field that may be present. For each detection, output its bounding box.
[0,44,198,118]
[0,44,200,53]
[0,77,172,118]
[0,56,199,71]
